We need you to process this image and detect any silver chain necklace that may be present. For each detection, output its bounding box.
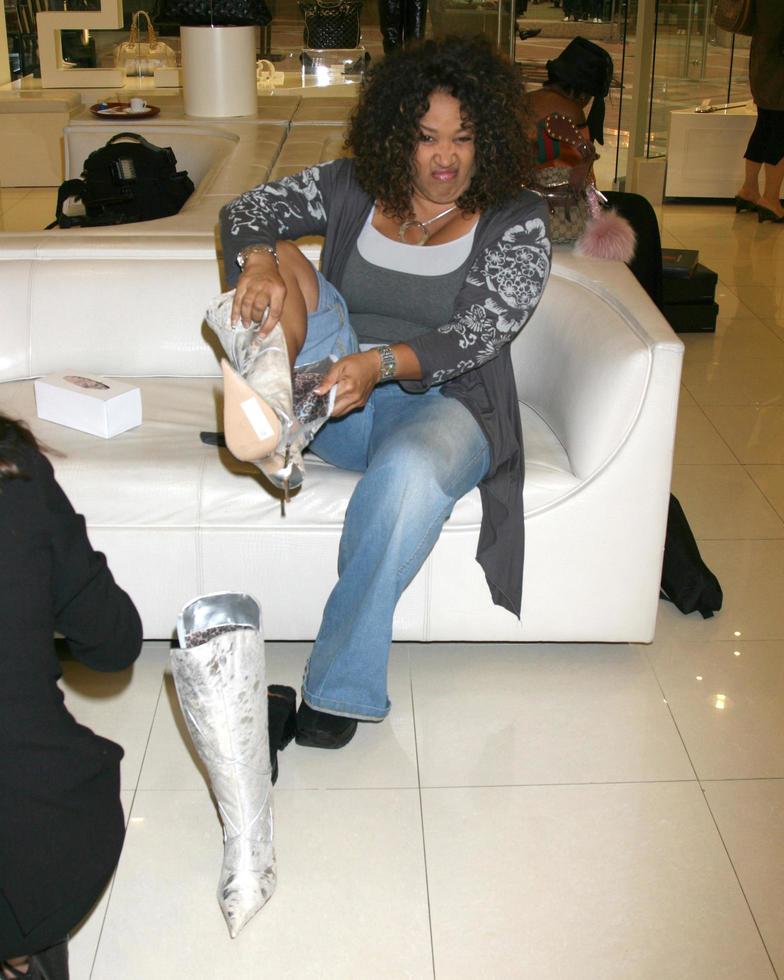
[398,205,459,245]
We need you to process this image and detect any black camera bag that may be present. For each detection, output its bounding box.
[48,132,194,228]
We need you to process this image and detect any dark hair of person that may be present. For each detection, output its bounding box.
[0,414,38,481]
[345,36,534,220]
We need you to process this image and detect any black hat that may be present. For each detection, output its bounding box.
[546,37,614,144]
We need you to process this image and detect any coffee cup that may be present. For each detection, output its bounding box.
[129,97,147,113]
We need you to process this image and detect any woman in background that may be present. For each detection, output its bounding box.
[529,36,663,303]
[734,0,784,222]
[0,415,142,980]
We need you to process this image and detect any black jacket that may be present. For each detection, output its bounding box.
[0,435,142,951]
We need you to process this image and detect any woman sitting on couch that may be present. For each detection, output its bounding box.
[215,37,551,749]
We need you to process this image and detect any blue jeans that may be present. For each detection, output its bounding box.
[296,272,491,721]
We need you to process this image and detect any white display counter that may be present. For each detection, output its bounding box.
[665,103,757,199]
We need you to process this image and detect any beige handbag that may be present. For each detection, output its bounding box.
[257,59,285,91]
[114,11,177,77]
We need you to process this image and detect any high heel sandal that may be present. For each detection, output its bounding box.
[757,205,784,224]
[734,196,757,214]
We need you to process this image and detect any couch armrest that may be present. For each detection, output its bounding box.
[512,252,684,480]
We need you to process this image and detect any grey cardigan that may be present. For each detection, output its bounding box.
[220,158,551,616]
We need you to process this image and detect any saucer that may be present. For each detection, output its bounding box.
[89,102,161,120]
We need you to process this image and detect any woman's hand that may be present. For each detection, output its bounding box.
[316,351,381,417]
[231,253,287,333]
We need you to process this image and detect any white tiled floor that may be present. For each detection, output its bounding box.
[6,192,784,977]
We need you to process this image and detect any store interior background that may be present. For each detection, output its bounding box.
[2,2,784,979]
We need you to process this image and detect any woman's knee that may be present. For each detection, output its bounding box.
[370,439,470,509]
[276,241,319,311]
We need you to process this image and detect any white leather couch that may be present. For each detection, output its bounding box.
[0,236,683,643]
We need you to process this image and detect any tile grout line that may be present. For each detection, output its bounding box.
[88,663,167,980]
[698,791,781,980]
[408,650,437,980]
[641,647,781,980]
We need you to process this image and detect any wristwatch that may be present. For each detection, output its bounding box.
[236,244,278,270]
[376,344,397,382]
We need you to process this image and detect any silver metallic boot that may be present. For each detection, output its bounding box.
[206,291,302,499]
[206,291,335,511]
[172,592,275,938]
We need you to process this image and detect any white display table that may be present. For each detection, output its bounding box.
[665,103,757,199]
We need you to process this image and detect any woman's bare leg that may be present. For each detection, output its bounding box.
[737,159,761,204]
[271,241,320,369]
[758,158,784,218]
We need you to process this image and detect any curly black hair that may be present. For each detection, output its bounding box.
[345,36,534,219]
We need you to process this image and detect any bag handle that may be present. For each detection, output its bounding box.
[129,10,158,46]
[543,112,594,161]
[104,132,163,154]
[305,0,356,9]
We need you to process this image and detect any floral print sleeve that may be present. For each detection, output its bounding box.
[220,163,335,283]
[406,203,551,386]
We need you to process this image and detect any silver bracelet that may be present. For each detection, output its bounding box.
[376,344,397,382]
[236,244,278,270]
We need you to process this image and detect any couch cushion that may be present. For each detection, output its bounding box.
[0,378,577,531]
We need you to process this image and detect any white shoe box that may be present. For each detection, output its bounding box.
[34,371,142,438]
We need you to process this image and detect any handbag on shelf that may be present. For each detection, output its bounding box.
[714,0,755,36]
[114,11,176,76]
[164,0,271,26]
[298,0,363,49]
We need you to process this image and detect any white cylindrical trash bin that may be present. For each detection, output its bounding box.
[181,25,258,118]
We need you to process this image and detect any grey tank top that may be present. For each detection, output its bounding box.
[339,242,472,345]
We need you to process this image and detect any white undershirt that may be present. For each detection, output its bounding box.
[356,207,477,276]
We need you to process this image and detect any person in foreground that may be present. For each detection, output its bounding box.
[217,37,551,749]
[0,415,143,980]
[734,0,784,223]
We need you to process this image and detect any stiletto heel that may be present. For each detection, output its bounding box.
[734,195,757,213]
[757,205,784,224]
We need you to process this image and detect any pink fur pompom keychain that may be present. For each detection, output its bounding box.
[574,186,637,263]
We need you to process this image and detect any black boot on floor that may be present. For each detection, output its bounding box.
[268,685,297,784]
[295,701,358,749]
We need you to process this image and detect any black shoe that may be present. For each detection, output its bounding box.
[268,685,297,784]
[757,205,784,224]
[295,701,358,749]
[518,27,542,39]
[734,195,757,213]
